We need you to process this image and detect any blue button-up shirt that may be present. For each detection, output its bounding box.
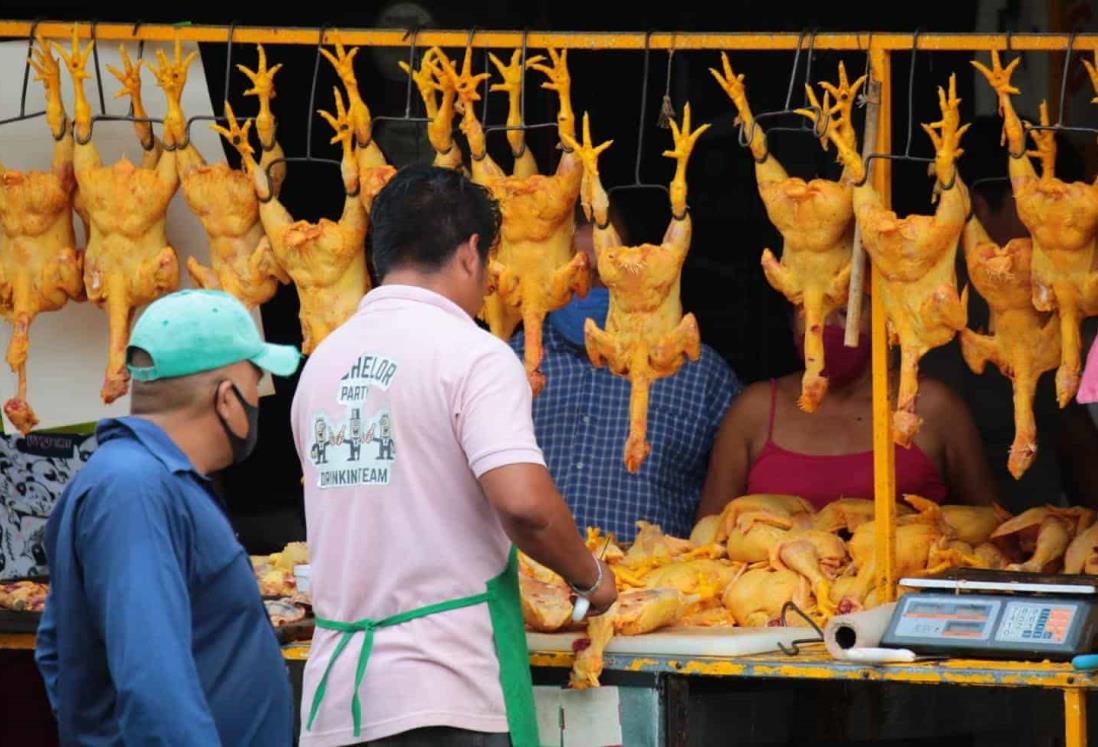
[511,323,741,541]
[35,417,293,746]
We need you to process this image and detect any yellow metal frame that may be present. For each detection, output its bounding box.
[0,21,1094,745]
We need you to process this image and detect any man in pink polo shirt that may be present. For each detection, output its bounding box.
[292,165,617,747]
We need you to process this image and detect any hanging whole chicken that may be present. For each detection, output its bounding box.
[972,51,1098,407]
[960,213,1060,479]
[712,54,863,413]
[0,34,86,432]
[563,108,708,472]
[808,75,970,447]
[172,43,290,307]
[56,26,182,403]
[442,47,590,395]
[225,86,367,354]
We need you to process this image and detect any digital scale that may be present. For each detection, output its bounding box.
[879,569,1098,661]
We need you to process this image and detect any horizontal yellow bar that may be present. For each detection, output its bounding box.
[0,23,1095,52]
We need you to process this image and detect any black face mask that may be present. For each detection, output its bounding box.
[215,382,260,464]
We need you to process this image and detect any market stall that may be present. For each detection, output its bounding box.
[2,19,1098,747]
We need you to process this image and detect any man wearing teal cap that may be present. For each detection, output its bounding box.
[36,290,301,746]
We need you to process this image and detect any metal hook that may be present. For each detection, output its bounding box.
[223,21,238,112]
[656,31,677,128]
[781,28,809,111]
[306,24,329,159]
[775,602,826,656]
[520,27,530,130]
[902,27,922,158]
[18,18,44,119]
[1056,28,1078,128]
[401,25,419,119]
[608,30,668,196]
[89,20,107,116]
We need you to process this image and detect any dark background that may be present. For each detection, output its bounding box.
[4,2,1097,546]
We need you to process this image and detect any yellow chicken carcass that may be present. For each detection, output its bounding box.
[434,46,541,340]
[1064,522,1098,575]
[838,496,981,611]
[723,567,813,627]
[973,52,1098,405]
[975,542,1011,570]
[569,588,685,689]
[939,503,1012,546]
[442,47,590,394]
[991,505,1095,573]
[172,44,290,306]
[689,514,723,546]
[812,75,970,446]
[519,574,573,633]
[725,522,791,564]
[769,530,850,618]
[712,55,861,412]
[226,90,367,354]
[716,494,814,543]
[0,35,85,432]
[320,37,398,213]
[55,27,181,403]
[812,497,915,534]
[564,110,707,471]
[619,521,697,571]
[960,214,1060,478]
[641,558,745,597]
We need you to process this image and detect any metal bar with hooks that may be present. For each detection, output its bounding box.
[12,24,1098,51]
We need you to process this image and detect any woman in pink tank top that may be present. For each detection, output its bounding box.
[698,302,998,514]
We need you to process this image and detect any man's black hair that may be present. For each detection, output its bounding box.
[369,164,502,279]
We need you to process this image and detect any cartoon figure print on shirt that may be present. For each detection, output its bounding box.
[307,353,399,488]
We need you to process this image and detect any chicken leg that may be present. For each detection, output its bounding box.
[322,35,398,213]
[565,109,705,471]
[400,47,465,171]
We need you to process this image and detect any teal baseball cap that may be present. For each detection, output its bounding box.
[127,290,301,382]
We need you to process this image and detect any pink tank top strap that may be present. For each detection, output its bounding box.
[766,379,778,441]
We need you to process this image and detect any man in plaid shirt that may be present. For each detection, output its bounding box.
[510,217,741,541]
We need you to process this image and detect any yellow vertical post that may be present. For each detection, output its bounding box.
[870,45,898,603]
[1065,688,1087,747]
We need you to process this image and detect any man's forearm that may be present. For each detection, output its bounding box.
[500,500,598,589]
[480,464,599,589]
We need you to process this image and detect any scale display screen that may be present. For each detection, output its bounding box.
[892,599,1000,641]
[881,592,1098,660]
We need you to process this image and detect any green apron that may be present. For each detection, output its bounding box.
[305,546,539,746]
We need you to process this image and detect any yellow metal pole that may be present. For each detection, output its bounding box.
[870,45,897,603]
[1065,688,1088,747]
[0,23,1093,52]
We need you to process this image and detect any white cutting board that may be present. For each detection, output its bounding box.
[527,626,810,658]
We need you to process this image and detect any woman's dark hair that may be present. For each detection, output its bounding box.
[369,164,502,279]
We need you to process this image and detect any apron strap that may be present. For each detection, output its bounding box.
[307,590,491,738]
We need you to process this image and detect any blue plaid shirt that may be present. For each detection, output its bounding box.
[511,323,741,541]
